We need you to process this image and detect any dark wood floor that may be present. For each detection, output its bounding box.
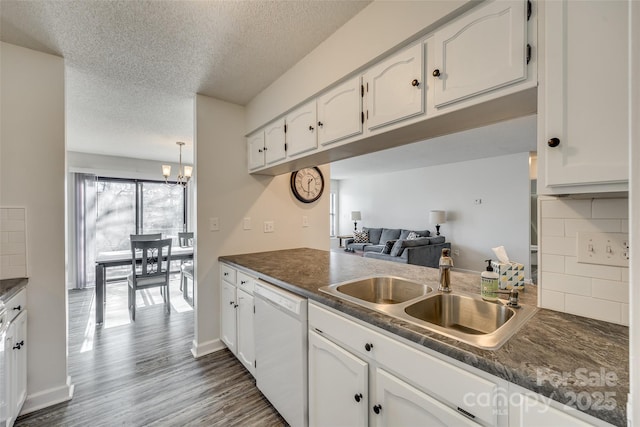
[16,280,286,426]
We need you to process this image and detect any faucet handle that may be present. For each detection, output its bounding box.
[496,289,520,307]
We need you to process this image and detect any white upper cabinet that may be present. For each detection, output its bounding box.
[432,0,527,108]
[317,76,363,146]
[363,42,424,131]
[286,101,318,157]
[539,0,628,193]
[247,131,265,171]
[264,119,286,165]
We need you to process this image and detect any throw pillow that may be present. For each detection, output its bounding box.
[383,239,396,254]
[353,230,369,243]
[390,240,404,257]
[406,231,420,240]
[379,228,401,245]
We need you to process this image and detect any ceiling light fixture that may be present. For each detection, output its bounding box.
[162,141,193,187]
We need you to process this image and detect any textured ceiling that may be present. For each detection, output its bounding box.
[0,0,370,162]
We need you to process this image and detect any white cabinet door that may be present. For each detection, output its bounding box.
[7,310,27,427]
[540,0,628,190]
[247,131,265,171]
[372,368,478,427]
[509,393,594,427]
[308,331,368,427]
[264,119,286,165]
[364,43,424,131]
[432,0,527,108]
[220,281,237,355]
[317,76,363,146]
[236,289,255,376]
[286,101,318,157]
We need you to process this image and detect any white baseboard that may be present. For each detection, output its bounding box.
[190,338,226,358]
[20,376,75,415]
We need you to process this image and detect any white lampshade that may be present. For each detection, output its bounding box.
[429,210,446,224]
[351,211,362,221]
[161,164,171,178]
[183,165,193,179]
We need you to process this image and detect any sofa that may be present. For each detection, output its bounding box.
[345,227,451,268]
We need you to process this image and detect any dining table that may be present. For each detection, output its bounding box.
[94,245,194,325]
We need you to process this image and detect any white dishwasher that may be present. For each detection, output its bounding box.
[254,280,308,427]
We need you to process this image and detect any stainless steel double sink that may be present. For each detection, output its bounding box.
[319,276,537,350]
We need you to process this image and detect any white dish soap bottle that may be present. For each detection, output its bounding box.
[481,259,499,302]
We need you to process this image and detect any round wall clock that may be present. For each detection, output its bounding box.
[290,167,324,203]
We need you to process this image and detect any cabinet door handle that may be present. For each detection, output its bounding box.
[432,69,441,77]
[317,121,324,127]
[13,340,24,350]
[354,393,363,403]
[258,148,263,153]
[309,125,314,131]
[240,280,247,285]
[13,305,21,311]
[229,301,235,305]
[548,137,560,147]
[411,79,420,87]
[364,343,374,352]
[373,404,382,414]
[234,303,238,308]
[224,272,229,276]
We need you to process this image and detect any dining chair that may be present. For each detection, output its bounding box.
[178,232,194,302]
[127,238,172,320]
[131,233,162,241]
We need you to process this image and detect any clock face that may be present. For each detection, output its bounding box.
[291,167,324,203]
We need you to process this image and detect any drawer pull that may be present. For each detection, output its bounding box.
[224,272,229,276]
[364,343,374,352]
[13,340,24,350]
[548,137,560,147]
[373,404,382,414]
[240,280,247,285]
[354,393,363,403]
[13,305,21,311]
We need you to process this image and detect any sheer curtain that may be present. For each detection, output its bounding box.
[74,173,97,289]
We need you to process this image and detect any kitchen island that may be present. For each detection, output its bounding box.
[220,248,628,426]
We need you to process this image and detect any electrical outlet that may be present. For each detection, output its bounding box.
[576,232,629,267]
[243,217,252,230]
[209,217,219,231]
[302,216,309,227]
[453,249,460,256]
[474,199,482,205]
[263,221,275,233]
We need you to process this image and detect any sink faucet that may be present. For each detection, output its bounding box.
[495,289,520,307]
[438,248,453,292]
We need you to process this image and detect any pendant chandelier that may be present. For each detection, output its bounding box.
[162,141,193,187]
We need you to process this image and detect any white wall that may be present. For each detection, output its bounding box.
[0,42,73,412]
[337,152,531,277]
[246,0,470,132]
[193,94,329,356]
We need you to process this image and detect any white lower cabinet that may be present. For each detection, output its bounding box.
[5,288,27,427]
[235,288,254,374]
[309,331,368,427]
[219,263,255,376]
[374,368,478,427]
[308,302,495,427]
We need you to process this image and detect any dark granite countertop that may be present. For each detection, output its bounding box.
[220,248,628,426]
[0,277,28,302]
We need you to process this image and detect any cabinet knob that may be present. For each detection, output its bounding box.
[13,340,24,350]
[309,125,315,131]
[317,121,324,127]
[13,305,21,311]
[258,148,263,153]
[548,137,560,147]
[240,280,247,285]
[411,79,420,87]
[354,393,363,403]
[229,301,234,305]
[364,343,374,352]
[224,272,229,276]
[432,69,441,77]
[263,146,268,151]
[373,404,382,414]
[234,303,239,308]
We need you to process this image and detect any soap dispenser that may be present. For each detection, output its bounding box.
[481,259,499,302]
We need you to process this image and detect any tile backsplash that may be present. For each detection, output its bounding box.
[539,197,629,325]
[0,207,27,280]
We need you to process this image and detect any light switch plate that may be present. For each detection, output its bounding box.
[209,217,219,232]
[576,232,629,267]
[243,217,252,230]
[263,221,274,233]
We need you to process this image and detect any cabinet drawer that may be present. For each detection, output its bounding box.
[6,288,26,322]
[236,271,255,294]
[220,263,236,285]
[309,303,498,426]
